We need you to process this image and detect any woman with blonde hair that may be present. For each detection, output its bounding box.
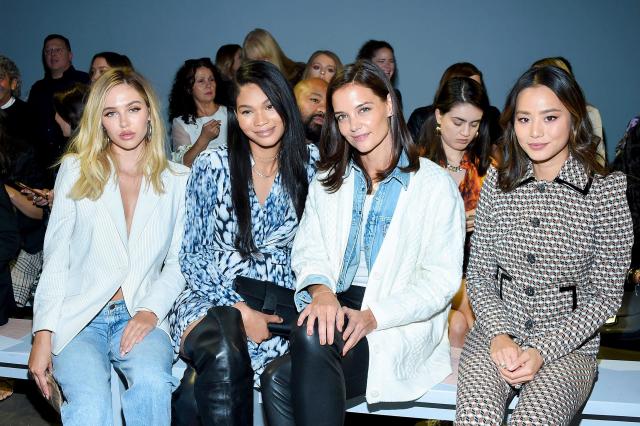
[242,28,305,85]
[28,68,188,426]
[301,50,343,83]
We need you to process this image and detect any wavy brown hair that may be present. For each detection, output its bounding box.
[497,66,606,191]
[318,60,419,193]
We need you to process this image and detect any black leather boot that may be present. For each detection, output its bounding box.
[172,365,201,426]
[181,306,253,426]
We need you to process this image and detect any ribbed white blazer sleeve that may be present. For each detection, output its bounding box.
[134,171,188,321]
[33,157,79,333]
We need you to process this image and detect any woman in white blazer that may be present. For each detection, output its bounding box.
[28,69,188,426]
[259,60,466,426]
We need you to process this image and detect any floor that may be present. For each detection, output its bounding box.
[0,343,637,426]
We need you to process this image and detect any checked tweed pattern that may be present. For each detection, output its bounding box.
[456,156,632,425]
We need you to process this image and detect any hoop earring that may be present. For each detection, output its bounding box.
[436,123,441,135]
[146,121,153,141]
[102,127,110,145]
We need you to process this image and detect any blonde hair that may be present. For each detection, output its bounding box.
[64,68,169,200]
[242,28,300,82]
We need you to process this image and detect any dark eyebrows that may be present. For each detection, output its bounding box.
[102,100,143,112]
[334,101,373,115]
[516,108,562,115]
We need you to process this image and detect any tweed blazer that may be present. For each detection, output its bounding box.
[466,156,633,364]
[33,157,189,355]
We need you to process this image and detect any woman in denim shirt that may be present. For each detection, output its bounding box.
[260,60,466,426]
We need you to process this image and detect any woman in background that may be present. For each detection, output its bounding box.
[243,28,305,86]
[356,40,402,108]
[168,58,228,167]
[301,50,343,83]
[89,51,133,83]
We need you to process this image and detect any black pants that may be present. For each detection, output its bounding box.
[260,286,369,426]
[172,306,253,426]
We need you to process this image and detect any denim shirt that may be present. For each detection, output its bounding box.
[299,153,411,298]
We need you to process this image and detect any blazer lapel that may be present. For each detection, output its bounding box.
[100,177,128,250]
[128,179,161,245]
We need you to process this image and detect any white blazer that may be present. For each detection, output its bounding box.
[33,157,189,355]
[292,158,465,403]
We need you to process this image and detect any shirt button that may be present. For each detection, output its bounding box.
[525,287,535,296]
[530,218,541,227]
[537,183,546,193]
[527,254,536,264]
[524,319,534,330]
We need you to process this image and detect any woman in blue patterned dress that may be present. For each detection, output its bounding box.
[169,61,317,425]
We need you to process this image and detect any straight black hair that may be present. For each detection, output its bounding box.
[228,60,310,257]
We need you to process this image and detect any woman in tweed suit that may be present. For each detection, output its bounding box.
[455,66,633,425]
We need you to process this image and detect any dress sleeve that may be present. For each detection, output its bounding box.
[171,119,194,164]
[465,167,512,340]
[179,152,243,307]
[32,158,78,333]
[526,173,633,363]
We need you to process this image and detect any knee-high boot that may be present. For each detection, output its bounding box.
[172,365,201,426]
[181,306,253,426]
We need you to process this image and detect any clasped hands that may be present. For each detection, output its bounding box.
[297,285,377,356]
[490,334,544,385]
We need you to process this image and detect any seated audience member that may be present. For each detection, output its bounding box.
[28,69,188,425]
[613,116,640,282]
[408,62,501,144]
[455,66,632,425]
[28,34,90,185]
[301,50,343,83]
[531,56,606,165]
[53,83,90,138]
[89,51,133,84]
[294,78,328,145]
[243,28,305,86]
[260,60,465,426]
[169,61,318,425]
[168,58,228,167]
[0,55,32,143]
[215,44,242,106]
[357,40,403,108]
[418,77,493,348]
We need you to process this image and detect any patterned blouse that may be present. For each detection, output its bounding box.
[169,145,318,384]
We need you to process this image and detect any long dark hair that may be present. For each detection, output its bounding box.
[168,58,222,125]
[228,61,310,257]
[418,77,492,176]
[497,66,606,191]
[53,82,89,131]
[318,60,419,193]
[90,51,133,70]
[356,40,398,85]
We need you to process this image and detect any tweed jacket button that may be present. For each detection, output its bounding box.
[525,286,535,296]
[524,319,534,330]
[531,217,541,227]
[537,183,546,193]
[527,253,536,264]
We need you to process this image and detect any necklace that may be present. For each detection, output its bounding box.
[446,162,463,173]
[252,164,277,178]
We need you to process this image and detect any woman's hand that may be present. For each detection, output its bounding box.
[465,208,476,233]
[235,302,282,344]
[120,311,158,356]
[490,334,522,373]
[341,308,377,356]
[198,119,221,143]
[297,285,343,345]
[28,331,53,399]
[500,347,544,385]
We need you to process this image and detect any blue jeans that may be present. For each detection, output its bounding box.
[53,300,177,426]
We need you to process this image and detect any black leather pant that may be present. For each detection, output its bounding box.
[172,306,253,426]
[260,287,369,426]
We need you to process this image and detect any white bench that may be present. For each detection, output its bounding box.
[2,318,639,425]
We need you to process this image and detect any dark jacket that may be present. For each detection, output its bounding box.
[0,180,20,325]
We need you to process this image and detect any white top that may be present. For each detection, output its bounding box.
[292,157,465,404]
[586,104,606,165]
[352,194,373,287]
[171,105,228,164]
[33,157,189,354]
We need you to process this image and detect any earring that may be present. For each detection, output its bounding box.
[102,126,110,145]
[146,121,153,141]
[436,123,441,135]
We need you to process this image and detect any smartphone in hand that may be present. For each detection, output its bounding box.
[15,182,48,198]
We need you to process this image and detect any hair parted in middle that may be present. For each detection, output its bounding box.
[301,50,344,80]
[65,68,169,201]
[318,59,419,193]
[168,57,222,125]
[227,60,311,257]
[497,65,607,192]
[418,77,492,176]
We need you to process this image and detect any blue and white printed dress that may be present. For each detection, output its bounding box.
[169,145,318,384]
